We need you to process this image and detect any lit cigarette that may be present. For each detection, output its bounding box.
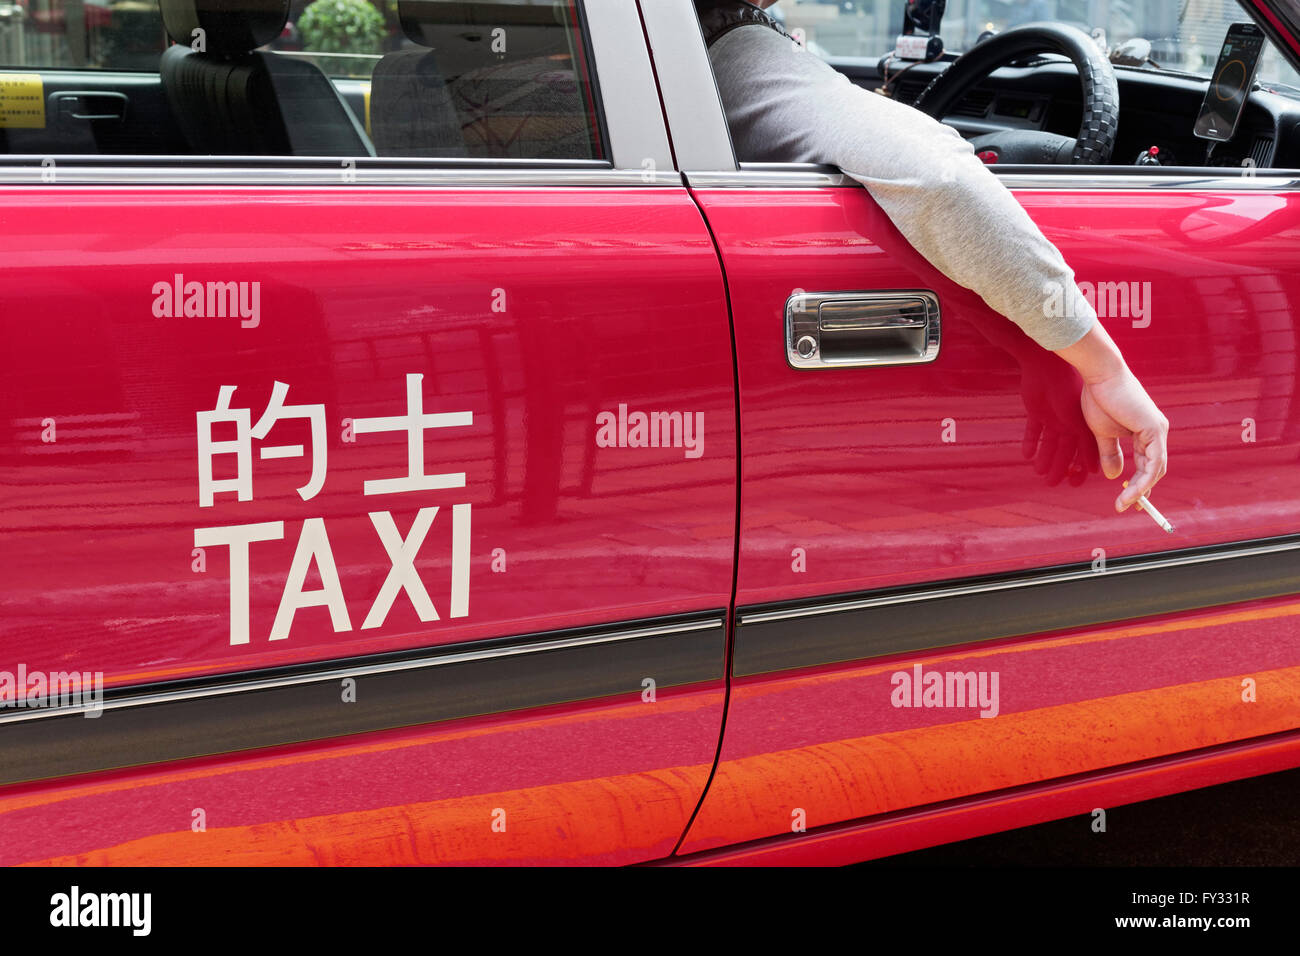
[1122,481,1174,533]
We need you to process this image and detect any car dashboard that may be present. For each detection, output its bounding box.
[838,55,1300,170]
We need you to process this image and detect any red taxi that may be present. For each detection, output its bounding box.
[1,0,1299,865]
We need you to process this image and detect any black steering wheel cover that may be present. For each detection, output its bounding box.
[913,22,1119,164]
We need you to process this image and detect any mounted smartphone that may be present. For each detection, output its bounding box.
[1194,22,1265,141]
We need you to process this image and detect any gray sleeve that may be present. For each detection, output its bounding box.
[708,26,1097,352]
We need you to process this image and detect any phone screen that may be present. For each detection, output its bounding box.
[1194,23,1265,141]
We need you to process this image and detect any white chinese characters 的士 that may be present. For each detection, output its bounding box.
[193,374,472,646]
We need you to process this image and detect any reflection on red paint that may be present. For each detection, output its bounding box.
[1,684,725,866]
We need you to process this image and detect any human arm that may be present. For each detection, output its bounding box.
[707,26,1168,508]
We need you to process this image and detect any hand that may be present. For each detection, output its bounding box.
[1079,368,1169,512]
[1019,358,1099,487]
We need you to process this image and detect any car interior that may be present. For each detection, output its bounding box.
[0,0,603,161]
[0,0,1296,171]
[829,32,1300,171]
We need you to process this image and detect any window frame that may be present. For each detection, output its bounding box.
[648,0,1300,191]
[0,0,676,186]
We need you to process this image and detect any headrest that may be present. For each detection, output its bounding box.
[397,1,559,46]
[160,0,290,57]
[398,0,456,46]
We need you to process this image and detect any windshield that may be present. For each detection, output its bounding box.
[774,0,1300,89]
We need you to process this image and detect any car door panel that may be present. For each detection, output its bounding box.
[0,185,735,681]
[674,172,1300,853]
[0,0,744,864]
[692,182,1300,606]
[0,179,736,864]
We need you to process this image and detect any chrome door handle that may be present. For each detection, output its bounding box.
[786,291,941,369]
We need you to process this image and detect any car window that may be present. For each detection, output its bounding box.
[775,0,1300,88]
[0,0,606,161]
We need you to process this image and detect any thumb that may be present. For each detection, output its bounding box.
[1096,435,1123,480]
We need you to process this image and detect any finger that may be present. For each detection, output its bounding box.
[1034,430,1058,476]
[1120,458,1158,510]
[1081,426,1101,473]
[1096,434,1123,482]
[1123,435,1167,507]
[1022,418,1042,460]
[1046,433,1073,486]
[1147,428,1169,486]
[1067,445,1088,486]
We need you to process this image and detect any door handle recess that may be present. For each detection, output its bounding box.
[786,291,940,369]
[48,91,127,123]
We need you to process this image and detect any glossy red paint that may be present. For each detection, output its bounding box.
[691,184,1300,607]
[0,183,734,864]
[680,596,1300,852]
[678,181,1300,853]
[0,186,736,685]
[669,728,1300,865]
[0,682,724,866]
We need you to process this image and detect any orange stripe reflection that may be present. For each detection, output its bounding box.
[25,766,711,867]
[682,665,1300,851]
[14,667,1298,865]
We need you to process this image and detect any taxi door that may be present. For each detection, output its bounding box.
[641,0,1300,855]
[0,0,732,866]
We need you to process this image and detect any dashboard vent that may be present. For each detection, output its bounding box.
[1249,135,1274,168]
[950,90,995,117]
[885,78,992,118]
[890,78,928,104]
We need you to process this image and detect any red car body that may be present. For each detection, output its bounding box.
[1,0,1299,865]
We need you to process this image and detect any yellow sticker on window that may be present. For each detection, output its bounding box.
[0,74,45,129]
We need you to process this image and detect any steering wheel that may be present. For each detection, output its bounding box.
[913,22,1120,165]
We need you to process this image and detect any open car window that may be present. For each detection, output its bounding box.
[775,0,1300,88]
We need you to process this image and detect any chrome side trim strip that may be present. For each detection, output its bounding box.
[997,173,1300,190]
[0,612,728,785]
[740,538,1300,626]
[0,616,723,726]
[0,162,678,188]
[688,167,856,188]
[688,164,1300,190]
[733,535,1300,677]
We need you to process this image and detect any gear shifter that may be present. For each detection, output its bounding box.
[1135,145,1163,166]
